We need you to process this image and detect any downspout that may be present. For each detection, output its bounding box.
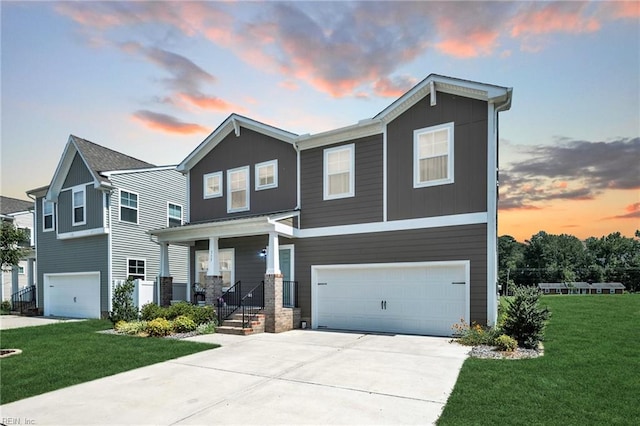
[294,141,301,212]
[26,192,38,309]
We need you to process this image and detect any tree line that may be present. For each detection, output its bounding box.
[499,230,640,293]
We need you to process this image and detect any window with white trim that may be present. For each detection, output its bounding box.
[323,144,355,200]
[127,259,145,280]
[203,171,222,198]
[168,203,182,227]
[120,190,138,224]
[18,265,25,274]
[255,160,278,190]
[227,166,250,213]
[43,199,54,231]
[414,122,454,188]
[72,186,86,225]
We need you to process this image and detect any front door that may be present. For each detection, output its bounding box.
[279,245,295,307]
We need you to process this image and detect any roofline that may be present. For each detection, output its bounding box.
[101,165,178,176]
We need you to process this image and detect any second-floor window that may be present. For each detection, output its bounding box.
[227,166,249,213]
[43,199,54,231]
[324,144,355,200]
[120,190,138,224]
[255,160,278,190]
[203,171,222,198]
[168,203,182,227]
[72,186,85,225]
[414,122,454,188]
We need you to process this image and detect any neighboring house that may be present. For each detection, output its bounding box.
[151,74,513,337]
[27,135,188,318]
[538,283,567,295]
[0,196,35,301]
[589,282,625,294]
[538,282,625,294]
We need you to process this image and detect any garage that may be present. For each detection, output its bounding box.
[44,272,101,318]
[312,261,469,336]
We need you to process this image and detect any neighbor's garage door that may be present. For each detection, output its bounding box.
[44,272,101,318]
[314,262,468,336]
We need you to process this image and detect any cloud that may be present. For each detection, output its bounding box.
[372,75,417,97]
[606,202,640,220]
[131,110,209,134]
[510,2,600,37]
[500,137,639,210]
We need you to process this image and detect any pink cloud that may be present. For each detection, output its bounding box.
[511,3,600,37]
[132,110,209,135]
[278,80,300,91]
[606,1,640,19]
[373,76,417,98]
[177,93,245,113]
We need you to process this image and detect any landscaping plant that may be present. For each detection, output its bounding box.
[502,285,550,349]
[109,279,138,324]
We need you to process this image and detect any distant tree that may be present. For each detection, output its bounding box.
[522,231,588,284]
[0,220,29,271]
[585,231,640,292]
[498,235,525,294]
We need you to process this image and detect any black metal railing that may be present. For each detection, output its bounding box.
[239,281,265,327]
[283,280,298,308]
[11,285,37,315]
[217,281,242,323]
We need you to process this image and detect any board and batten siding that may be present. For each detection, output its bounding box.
[300,134,383,228]
[110,169,188,283]
[57,184,104,233]
[294,223,488,326]
[33,195,109,314]
[387,93,489,221]
[62,153,94,188]
[189,127,297,223]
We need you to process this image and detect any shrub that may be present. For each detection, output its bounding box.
[140,303,166,321]
[173,315,196,333]
[495,334,518,352]
[502,285,550,349]
[109,280,138,324]
[115,320,148,335]
[196,321,217,335]
[146,317,173,337]
[167,301,194,320]
[191,305,216,325]
[1,300,11,312]
[452,319,501,346]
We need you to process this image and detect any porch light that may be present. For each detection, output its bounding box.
[259,248,267,258]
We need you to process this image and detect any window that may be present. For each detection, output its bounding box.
[203,171,222,198]
[43,199,54,231]
[168,203,182,227]
[227,166,250,213]
[255,160,278,190]
[414,122,454,188]
[72,186,85,225]
[18,265,25,274]
[120,190,138,224]
[127,259,145,280]
[323,144,355,200]
[544,288,549,294]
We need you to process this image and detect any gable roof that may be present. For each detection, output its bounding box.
[0,196,33,215]
[45,135,155,201]
[177,114,298,173]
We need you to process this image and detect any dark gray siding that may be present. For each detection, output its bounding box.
[63,153,94,188]
[34,197,109,314]
[57,184,104,233]
[387,93,488,220]
[294,224,488,325]
[300,134,383,228]
[189,128,297,223]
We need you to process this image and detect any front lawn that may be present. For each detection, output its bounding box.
[438,294,640,425]
[0,320,217,404]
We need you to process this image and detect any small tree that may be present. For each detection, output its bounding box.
[109,279,138,324]
[0,220,29,271]
[503,285,550,349]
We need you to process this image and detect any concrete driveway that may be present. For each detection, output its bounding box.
[1,330,469,425]
[0,315,83,330]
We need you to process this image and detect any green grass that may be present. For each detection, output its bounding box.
[438,294,640,425]
[0,319,217,404]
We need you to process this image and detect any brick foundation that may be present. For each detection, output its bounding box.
[160,276,173,307]
[204,275,223,306]
[264,274,296,333]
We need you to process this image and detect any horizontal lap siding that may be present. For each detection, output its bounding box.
[57,184,104,234]
[300,134,383,228]
[294,224,488,325]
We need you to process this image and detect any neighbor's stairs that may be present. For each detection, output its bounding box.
[217,312,265,335]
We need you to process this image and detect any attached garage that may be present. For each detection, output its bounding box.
[44,272,101,318]
[312,261,469,336]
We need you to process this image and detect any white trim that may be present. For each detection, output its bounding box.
[186,171,191,223]
[126,258,146,281]
[167,202,183,227]
[323,144,355,200]
[311,260,470,332]
[296,145,301,210]
[119,189,139,224]
[72,185,86,226]
[203,171,223,199]
[297,119,382,151]
[227,166,250,213]
[382,126,388,222]
[107,191,113,313]
[297,212,487,238]
[101,165,177,176]
[57,227,109,240]
[42,199,55,232]
[413,122,454,188]
[255,159,278,191]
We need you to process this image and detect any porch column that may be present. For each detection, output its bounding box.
[266,232,281,275]
[27,258,35,287]
[12,265,19,295]
[205,237,223,306]
[159,242,172,307]
[264,272,292,333]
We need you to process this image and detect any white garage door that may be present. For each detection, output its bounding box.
[44,272,101,318]
[313,261,469,336]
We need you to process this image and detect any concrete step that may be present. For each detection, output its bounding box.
[216,326,255,336]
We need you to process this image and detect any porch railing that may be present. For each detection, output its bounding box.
[240,281,265,327]
[283,280,298,308]
[217,281,265,328]
[11,285,37,315]
[217,281,242,323]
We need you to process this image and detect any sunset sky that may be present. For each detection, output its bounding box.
[1,1,638,242]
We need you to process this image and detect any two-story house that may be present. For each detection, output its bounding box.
[1,196,35,302]
[27,135,189,318]
[151,74,512,336]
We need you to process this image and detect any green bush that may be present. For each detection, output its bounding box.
[503,286,550,349]
[173,315,196,333]
[114,320,148,335]
[1,300,11,312]
[167,301,194,319]
[140,303,165,321]
[109,280,138,324]
[452,319,501,346]
[196,321,217,335]
[495,334,518,352]
[140,301,216,326]
[146,317,173,337]
[191,305,216,325]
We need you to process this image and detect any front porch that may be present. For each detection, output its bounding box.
[150,212,301,333]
